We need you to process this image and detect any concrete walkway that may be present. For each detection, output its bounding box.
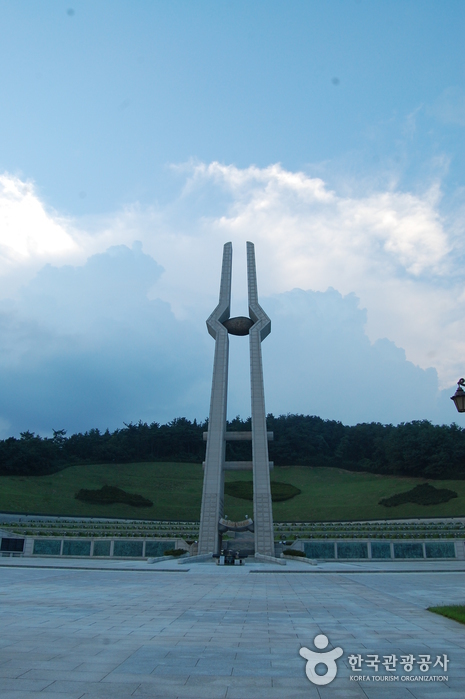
[0,557,464,699]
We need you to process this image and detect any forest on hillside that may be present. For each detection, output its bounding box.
[1,415,464,481]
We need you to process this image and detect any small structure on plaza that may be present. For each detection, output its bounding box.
[198,242,274,557]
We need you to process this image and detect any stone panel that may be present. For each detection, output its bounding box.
[113,541,144,557]
[393,542,424,558]
[304,542,335,559]
[145,541,176,557]
[371,541,392,558]
[337,542,368,558]
[33,539,61,555]
[62,540,91,556]
[93,540,111,556]
[425,541,455,558]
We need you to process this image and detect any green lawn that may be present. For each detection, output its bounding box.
[0,463,203,520]
[224,466,465,521]
[428,606,465,625]
[0,462,465,521]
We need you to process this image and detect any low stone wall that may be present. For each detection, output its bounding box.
[3,533,464,561]
[292,539,465,560]
[0,536,188,559]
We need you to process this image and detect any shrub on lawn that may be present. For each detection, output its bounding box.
[282,549,306,557]
[379,483,457,508]
[163,548,185,557]
[75,485,153,507]
[224,480,301,502]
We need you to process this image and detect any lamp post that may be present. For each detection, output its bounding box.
[451,378,465,413]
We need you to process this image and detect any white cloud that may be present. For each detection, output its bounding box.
[0,161,464,435]
[0,174,77,261]
[0,174,83,300]
[166,162,460,389]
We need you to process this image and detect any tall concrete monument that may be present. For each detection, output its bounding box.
[198,242,274,557]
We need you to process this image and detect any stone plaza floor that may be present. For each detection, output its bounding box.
[0,557,464,699]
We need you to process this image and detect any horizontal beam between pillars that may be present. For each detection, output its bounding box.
[203,431,274,441]
[202,461,274,471]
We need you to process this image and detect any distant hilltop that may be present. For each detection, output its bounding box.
[0,415,464,481]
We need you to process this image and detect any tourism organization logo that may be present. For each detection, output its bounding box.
[299,635,450,685]
[299,634,343,686]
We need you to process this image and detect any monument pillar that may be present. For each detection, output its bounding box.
[197,243,232,556]
[247,242,275,556]
[198,242,274,557]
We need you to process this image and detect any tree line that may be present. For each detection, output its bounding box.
[0,414,464,480]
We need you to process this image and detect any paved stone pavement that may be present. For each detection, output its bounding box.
[0,558,464,699]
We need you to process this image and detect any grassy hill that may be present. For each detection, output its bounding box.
[1,462,465,521]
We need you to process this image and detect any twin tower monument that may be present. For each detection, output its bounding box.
[198,242,275,557]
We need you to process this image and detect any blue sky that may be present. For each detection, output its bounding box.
[0,1,464,435]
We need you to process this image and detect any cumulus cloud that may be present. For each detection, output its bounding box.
[0,174,77,262]
[162,162,462,389]
[0,163,463,434]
